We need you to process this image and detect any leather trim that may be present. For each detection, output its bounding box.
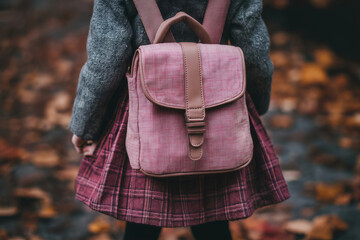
[180,42,205,121]
[188,134,204,147]
[180,42,205,161]
[138,45,247,109]
[129,49,140,78]
[138,149,253,177]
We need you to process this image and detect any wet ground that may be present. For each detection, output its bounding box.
[0,0,359,239]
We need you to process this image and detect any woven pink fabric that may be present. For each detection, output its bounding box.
[125,43,253,176]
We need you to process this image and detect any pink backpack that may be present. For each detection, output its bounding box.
[125,0,253,177]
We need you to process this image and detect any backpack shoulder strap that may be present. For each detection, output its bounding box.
[133,0,175,43]
[202,0,231,44]
[133,0,230,44]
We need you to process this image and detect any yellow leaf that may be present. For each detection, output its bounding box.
[300,63,328,85]
[270,115,294,129]
[284,219,313,235]
[0,206,18,217]
[28,149,60,168]
[88,216,111,234]
[306,214,348,240]
[315,182,344,203]
[314,48,336,69]
[38,205,57,218]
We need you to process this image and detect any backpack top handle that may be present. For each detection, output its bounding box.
[133,0,230,44]
[153,12,212,44]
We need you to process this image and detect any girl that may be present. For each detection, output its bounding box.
[69,0,290,239]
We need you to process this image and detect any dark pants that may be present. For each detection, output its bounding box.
[123,220,232,240]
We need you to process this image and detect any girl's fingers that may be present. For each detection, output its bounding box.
[71,134,97,156]
[83,143,97,156]
[72,135,84,146]
[72,134,86,154]
[75,146,84,154]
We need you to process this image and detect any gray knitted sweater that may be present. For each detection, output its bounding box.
[68,0,274,141]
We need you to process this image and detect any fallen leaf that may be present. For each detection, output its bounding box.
[351,176,360,201]
[22,214,38,232]
[300,63,328,85]
[88,216,111,234]
[270,115,294,129]
[345,113,360,128]
[273,0,289,9]
[287,68,301,83]
[306,224,333,240]
[0,138,29,161]
[37,205,57,218]
[88,233,112,240]
[55,166,79,181]
[42,91,72,129]
[312,154,338,167]
[271,51,289,68]
[28,149,60,167]
[116,220,126,230]
[310,0,331,8]
[272,32,289,46]
[298,98,320,115]
[241,216,289,240]
[315,182,345,203]
[229,221,247,240]
[300,207,316,218]
[333,74,348,89]
[284,219,313,235]
[334,193,352,205]
[13,187,51,205]
[306,214,348,240]
[0,206,18,217]
[279,97,298,113]
[16,72,54,104]
[54,59,73,75]
[338,137,353,149]
[314,48,335,69]
[240,216,265,240]
[325,112,343,128]
[0,229,7,240]
[29,235,44,240]
[282,170,301,182]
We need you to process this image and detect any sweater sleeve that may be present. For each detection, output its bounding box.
[228,0,274,115]
[68,0,133,141]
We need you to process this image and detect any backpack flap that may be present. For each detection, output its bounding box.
[137,42,246,109]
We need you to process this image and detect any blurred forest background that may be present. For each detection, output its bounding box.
[0,0,359,239]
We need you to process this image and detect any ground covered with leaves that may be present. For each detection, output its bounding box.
[0,0,359,239]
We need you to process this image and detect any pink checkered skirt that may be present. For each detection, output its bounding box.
[74,83,290,227]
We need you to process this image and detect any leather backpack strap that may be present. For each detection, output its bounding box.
[132,0,175,43]
[202,0,231,44]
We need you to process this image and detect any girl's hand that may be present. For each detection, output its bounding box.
[71,134,98,156]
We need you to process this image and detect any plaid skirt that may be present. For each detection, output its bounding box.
[74,82,291,228]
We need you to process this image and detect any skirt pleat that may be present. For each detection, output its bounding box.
[74,84,291,227]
